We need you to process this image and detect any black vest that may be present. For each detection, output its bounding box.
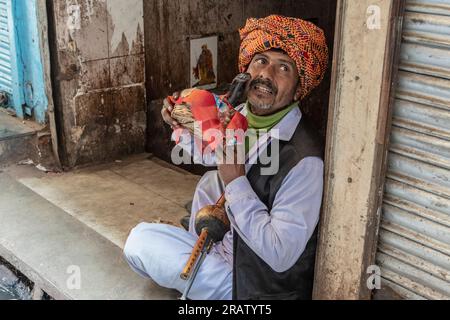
[232,117,324,300]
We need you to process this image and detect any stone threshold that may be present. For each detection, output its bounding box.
[0,154,200,300]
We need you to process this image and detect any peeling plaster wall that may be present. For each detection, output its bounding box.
[50,0,145,168]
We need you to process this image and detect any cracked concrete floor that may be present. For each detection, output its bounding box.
[5,154,201,249]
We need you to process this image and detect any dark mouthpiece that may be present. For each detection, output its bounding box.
[227,73,251,108]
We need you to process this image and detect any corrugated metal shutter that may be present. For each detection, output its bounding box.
[0,0,14,96]
[376,0,450,300]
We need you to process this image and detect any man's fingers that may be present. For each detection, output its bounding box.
[162,110,175,127]
[219,108,237,128]
[163,99,174,112]
[167,116,179,128]
[161,107,169,118]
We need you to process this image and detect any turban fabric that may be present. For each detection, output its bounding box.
[239,15,329,100]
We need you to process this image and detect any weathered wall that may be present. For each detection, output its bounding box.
[144,0,337,168]
[49,0,145,168]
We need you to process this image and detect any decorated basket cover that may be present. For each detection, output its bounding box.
[169,89,248,151]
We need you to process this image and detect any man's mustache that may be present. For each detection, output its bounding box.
[248,78,278,95]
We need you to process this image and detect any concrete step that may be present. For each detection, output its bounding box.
[0,155,201,300]
[0,171,179,300]
[9,154,200,248]
[0,109,43,140]
[0,110,56,168]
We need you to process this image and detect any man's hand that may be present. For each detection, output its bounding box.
[218,146,246,186]
[161,92,181,130]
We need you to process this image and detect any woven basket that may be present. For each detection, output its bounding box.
[171,104,196,134]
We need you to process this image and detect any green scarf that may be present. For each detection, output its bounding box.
[245,101,299,154]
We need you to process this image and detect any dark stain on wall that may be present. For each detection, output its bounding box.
[144,0,337,170]
[48,0,146,169]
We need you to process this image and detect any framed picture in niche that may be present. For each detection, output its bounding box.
[190,36,218,90]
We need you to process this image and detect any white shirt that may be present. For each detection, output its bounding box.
[183,106,324,273]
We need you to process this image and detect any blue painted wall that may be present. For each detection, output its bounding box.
[13,0,48,124]
[1,0,24,119]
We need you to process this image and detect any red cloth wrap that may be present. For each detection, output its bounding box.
[169,89,248,151]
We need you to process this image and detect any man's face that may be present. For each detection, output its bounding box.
[246,50,301,116]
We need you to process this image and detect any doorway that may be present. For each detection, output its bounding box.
[143,0,338,172]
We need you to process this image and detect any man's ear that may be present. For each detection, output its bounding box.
[294,87,302,101]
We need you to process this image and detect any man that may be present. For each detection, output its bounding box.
[124,15,329,300]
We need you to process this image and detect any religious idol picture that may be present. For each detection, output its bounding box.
[190,36,218,90]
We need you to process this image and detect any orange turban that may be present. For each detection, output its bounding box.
[239,15,329,100]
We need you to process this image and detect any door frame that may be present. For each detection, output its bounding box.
[35,0,60,166]
[313,0,406,300]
